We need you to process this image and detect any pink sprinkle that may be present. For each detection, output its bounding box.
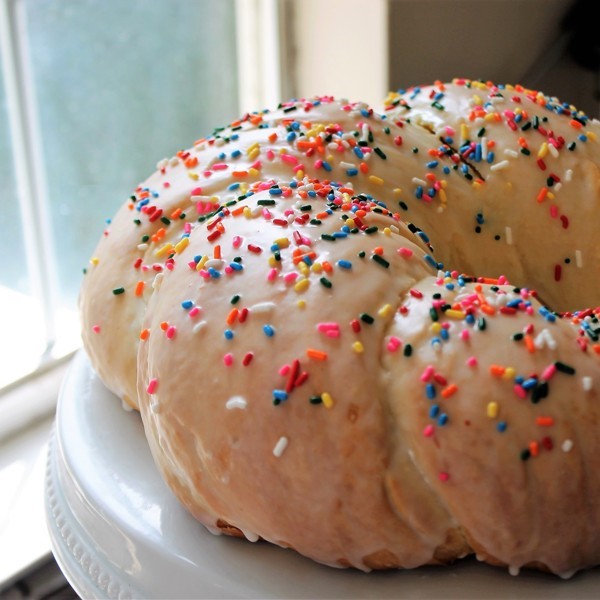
[466,356,478,367]
[293,164,305,173]
[146,378,158,394]
[279,364,291,376]
[184,223,192,234]
[212,162,228,171]
[423,424,435,437]
[460,330,471,342]
[314,159,323,169]
[280,153,298,165]
[232,235,243,248]
[92,325,101,334]
[199,270,210,279]
[166,326,176,339]
[514,384,527,399]
[190,187,202,195]
[189,306,201,318]
[223,353,233,367]
[284,272,298,284]
[262,208,272,220]
[420,365,435,382]
[498,275,507,285]
[542,363,557,380]
[267,268,278,282]
[397,247,413,258]
[266,149,275,161]
[444,126,455,136]
[439,472,450,482]
[386,336,401,352]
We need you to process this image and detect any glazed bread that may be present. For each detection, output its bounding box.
[80,81,600,576]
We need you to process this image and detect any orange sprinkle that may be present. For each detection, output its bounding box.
[184,156,198,169]
[536,416,555,427]
[480,303,496,316]
[135,281,145,297]
[322,261,333,273]
[306,348,328,361]
[232,170,249,178]
[537,187,548,203]
[139,328,150,341]
[529,441,540,457]
[226,308,239,325]
[170,207,182,219]
[490,365,506,377]
[373,246,384,255]
[231,206,245,216]
[359,162,369,174]
[441,384,458,399]
[524,334,535,353]
[268,133,278,143]
[570,119,583,130]
[160,321,169,331]
[214,245,222,259]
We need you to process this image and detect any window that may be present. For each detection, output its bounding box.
[0,0,244,391]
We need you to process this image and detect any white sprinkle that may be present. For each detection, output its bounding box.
[361,123,370,142]
[562,439,574,453]
[152,272,164,290]
[548,143,559,158]
[583,376,593,392]
[490,160,510,172]
[250,301,276,314]
[226,396,247,410]
[249,205,263,218]
[137,243,148,251]
[169,156,179,167]
[204,258,225,270]
[340,161,357,169]
[504,149,519,158]
[508,565,520,577]
[575,250,583,268]
[554,182,563,192]
[389,224,400,234]
[150,399,161,414]
[412,177,427,186]
[192,320,208,334]
[156,158,168,170]
[533,332,546,350]
[273,436,289,457]
[505,226,513,245]
[565,168,573,182]
[543,328,557,350]
[121,400,134,413]
[480,137,488,160]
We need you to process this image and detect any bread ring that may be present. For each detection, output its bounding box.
[80,86,600,576]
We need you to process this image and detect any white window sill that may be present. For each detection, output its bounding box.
[0,359,71,591]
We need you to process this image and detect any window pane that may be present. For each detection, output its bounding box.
[24,0,239,308]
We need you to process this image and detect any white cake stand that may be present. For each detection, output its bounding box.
[45,351,600,599]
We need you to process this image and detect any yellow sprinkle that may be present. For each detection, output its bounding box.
[383,227,392,237]
[345,218,356,229]
[187,171,199,181]
[294,278,309,293]
[246,142,260,156]
[297,262,309,276]
[445,309,466,320]
[321,392,334,409]
[439,188,448,204]
[155,243,174,258]
[248,167,259,177]
[274,237,290,249]
[588,131,597,142]
[326,154,334,163]
[487,402,499,419]
[393,187,402,196]
[430,322,442,334]
[248,148,260,161]
[196,255,209,271]
[368,175,384,186]
[297,299,306,309]
[268,256,279,268]
[311,263,323,274]
[90,257,99,266]
[243,206,252,218]
[461,123,469,141]
[472,180,482,190]
[538,142,548,158]
[378,303,393,318]
[296,169,305,179]
[503,367,516,380]
[174,237,190,254]
[472,94,483,106]
[484,113,496,123]
[352,341,364,354]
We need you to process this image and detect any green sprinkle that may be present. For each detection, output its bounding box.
[364,226,378,235]
[321,233,336,242]
[360,313,374,324]
[320,277,332,289]
[309,395,323,405]
[371,254,390,269]
[403,344,413,357]
[257,199,276,206]
[160,217,171,225]
[230,294,241,305]
[358,251,366,258]
[477,317,487,331]
[555,361,576,375]
[374,147,387,160]
[520,449,531,461]
[429,307,439,322]
[141,235,150,243]
[112,287,125,295]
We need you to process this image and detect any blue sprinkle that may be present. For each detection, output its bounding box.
[272,389,288,402]
[269,187,283,196]
[424,254,437,269]
[440,328,449,341]
[218,152,226,160]
[231,149,242,159]
[337,259,352,269]
[426,160,439,169]
[230,133,239,141]
[487,151,495,164]
[291,121,300,130]
[443,166,451,174]
[522,378,538,390]
[321,160,332,172]
[332,231,348,239]
[341,225,351,233]
[475,143,482,162]
[208,267,221,279]
[417,231,430,243]
[360,108,371,118]
[476,213,485,224]
[415,185,423,199]
[229,262,243,271]
[426,383,436,399]
[353,146,364,159]
[228,182,240,191]
[181,300,194,310]
[224,329,234,340]
[346,168,358,176]
[465,313,475,325]
[445,283,455,292]
[515,375,525,384]
[263,324,275,337]
[578,134,588,143]
[437,413,449,426]
[286,131,296,142]
[308,190,317,198]
[429,404,440,418]
[497,421,507,433]
[193,255,202,263]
